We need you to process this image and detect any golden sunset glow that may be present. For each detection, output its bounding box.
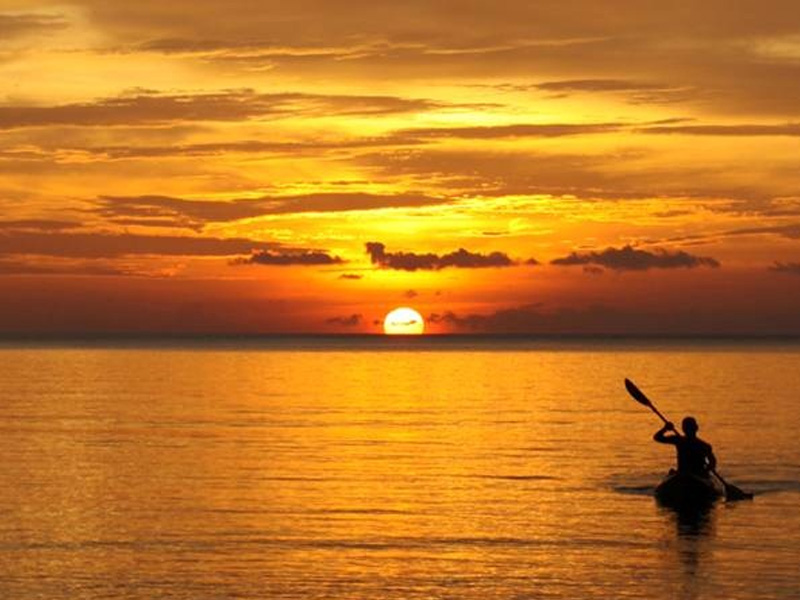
[2,2,800,334]
[383,308,425,335]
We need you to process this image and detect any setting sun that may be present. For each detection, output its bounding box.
[383,307,425,335]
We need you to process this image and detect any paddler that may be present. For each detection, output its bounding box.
[653,417,717,477]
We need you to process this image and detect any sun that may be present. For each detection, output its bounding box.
[383,307,425,335]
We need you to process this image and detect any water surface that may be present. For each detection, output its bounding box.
[1,338,798,598]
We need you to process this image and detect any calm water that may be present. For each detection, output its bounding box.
[1,337,799,599]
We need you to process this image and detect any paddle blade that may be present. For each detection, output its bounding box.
[713,469,754,501]
[624,378,652,407]
[723,481,754,502]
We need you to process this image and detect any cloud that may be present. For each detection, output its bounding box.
[95,192,447,228]
[0,13,67,39]
[395,122,624,140]
[133,38,369,60]
[404,289,418,298]
[427,300,800,335]
[359,146,800,203]
[338,273,363,280]
[726,224,800,239]
[325,313,362,327]
[551,245,720,271]
[0,89,444,130]
[0,219,80,231]
[535,79,668,93]
[0,258,131,277]
[769,261,800,275]
[365,242,518,271]
[358,148,647,199]
[428,304,637,334]
[661,223,800,247]
[235,250,343,266]
[0,230,280,258]
[643,123,800,136]
[533,79,697,104]
[84,136,420,160]
[54,1,800,117]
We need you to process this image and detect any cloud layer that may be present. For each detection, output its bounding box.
[0,90,444,130]
[3,1,800,333]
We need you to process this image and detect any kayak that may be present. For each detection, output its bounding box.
[655,471,724,507]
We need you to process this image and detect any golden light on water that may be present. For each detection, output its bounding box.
[383,307,425,335]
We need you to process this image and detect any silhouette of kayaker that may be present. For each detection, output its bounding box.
[654,417,717,477]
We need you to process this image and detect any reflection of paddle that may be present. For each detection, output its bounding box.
[624,378,753,502]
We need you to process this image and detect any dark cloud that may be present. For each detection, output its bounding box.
[427,300,800,335]
[338,273,363,280]
[0,219,80,231]
[0,14,67,38]
[84,136,420,159]
[0,258,131,277]
[0,230,279,258]
[551,245,720,271]
[404,289,418,298]
[643,123,800,136]
[726,224,800,239]
[95,195,260,227]
[396,122,624,140]
[325,313,362,327]
[661,223,800,247]
[532,79,697,104]
[428,304,636,334]
[535,79,667,93]
[0,90,444,130]
[135,38,360,58]
[366,242,517,271]
[103,217,201,230]
[235,250,343,266]
[95,192,447,227]
[769,261,800,275]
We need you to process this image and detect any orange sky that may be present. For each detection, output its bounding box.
[2,1,800,334]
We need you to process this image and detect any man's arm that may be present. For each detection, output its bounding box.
[653,422,679,444]
[706,445,717,471]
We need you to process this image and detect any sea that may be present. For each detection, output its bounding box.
[1,336,799,599]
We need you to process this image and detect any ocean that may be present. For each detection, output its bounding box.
[1,337,799,599]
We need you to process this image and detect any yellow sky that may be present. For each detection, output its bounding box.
[2,1,800,333]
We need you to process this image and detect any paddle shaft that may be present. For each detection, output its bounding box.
[645,402,671,427]
[710,468,727,485]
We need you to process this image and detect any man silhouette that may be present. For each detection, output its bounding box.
[654,416,717,477]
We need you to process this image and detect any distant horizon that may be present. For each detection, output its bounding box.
[4,331,800,343]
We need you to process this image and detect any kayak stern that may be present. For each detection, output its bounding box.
[655,471,724,508]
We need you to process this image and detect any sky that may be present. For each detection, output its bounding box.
[2,0,800,334]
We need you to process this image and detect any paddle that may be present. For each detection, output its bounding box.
[624,378,753,502]
[711,468,753,501]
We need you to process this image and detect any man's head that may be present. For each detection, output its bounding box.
[682,416,699,437]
